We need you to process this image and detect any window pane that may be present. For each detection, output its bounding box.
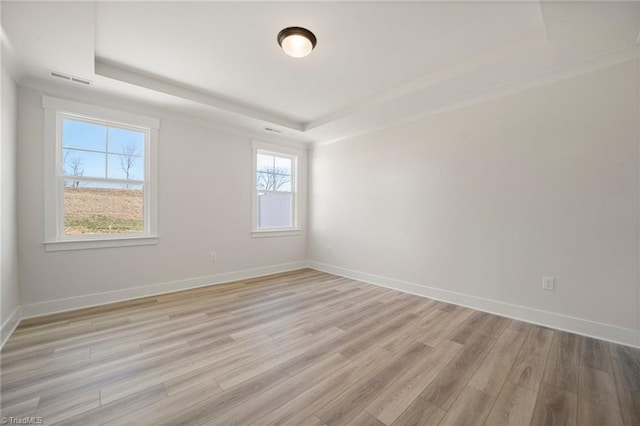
[256,172,291,192]
[107,153,144,181]
[63,148,106,179]
[107,127,145,156]
[62,119,106,151]
[257,172,269,190]
[64,181,143,235]
[274,176,291,192]
[257,192,292,228]
[257,153,274,173]
[274,156,292,176]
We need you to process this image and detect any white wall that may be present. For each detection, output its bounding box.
[8,52,639,348]
[1,62,20,338]
[309,60,639,346]
[17,86,307,314]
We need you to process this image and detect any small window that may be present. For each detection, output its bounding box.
[43,96,159,251]
[252,143,301,236]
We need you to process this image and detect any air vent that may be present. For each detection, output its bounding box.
[50,71,71,81]
[71,77,91,85]
[264,127,282,133]
[50,71,91,85]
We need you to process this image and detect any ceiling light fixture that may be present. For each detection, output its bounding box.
[277,27,317,58]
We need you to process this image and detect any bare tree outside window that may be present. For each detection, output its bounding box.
[119,142,139,188]
[64,151,85,187]
[257,166,291,191]
[255,153,295,229]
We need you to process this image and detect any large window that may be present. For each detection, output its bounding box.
[43,96,159,251]
[252,142,302,236]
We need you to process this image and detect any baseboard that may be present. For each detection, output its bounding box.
[308,261,640,349]
[20,261,309,319]
[9,259,639,350]
[1,306,22,349]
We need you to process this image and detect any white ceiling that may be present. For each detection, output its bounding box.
[3,1,639,144]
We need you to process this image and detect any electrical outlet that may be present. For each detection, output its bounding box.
[210,252,217,262]
[542,276,555,291]
[326,246,332,255]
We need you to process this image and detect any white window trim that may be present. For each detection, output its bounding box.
[251,141,304,237]
[42,96,160,251]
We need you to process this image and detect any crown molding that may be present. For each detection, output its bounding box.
[19,75,311,148]
[95,58,304,132]
[312,43,639,146]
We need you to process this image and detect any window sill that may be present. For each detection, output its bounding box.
[251,229,303,238]
[44,235,159,252]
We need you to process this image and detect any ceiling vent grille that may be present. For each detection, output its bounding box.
[50,71,91,85]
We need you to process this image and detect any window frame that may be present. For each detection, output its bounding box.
[43,96,159,251]
[251,141,303,237]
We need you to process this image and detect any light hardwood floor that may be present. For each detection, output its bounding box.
[1,269,639,425]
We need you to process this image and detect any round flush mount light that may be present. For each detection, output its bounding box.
[277,27,317,58]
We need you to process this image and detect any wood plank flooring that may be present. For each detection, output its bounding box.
[1,269,638,425]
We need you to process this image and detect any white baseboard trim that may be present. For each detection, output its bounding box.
[20,261,309,319]
[309,261,640,349]
[1,306,22,349]
[8,260,639,350]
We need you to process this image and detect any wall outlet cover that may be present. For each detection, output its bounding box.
[542,276,555,291]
